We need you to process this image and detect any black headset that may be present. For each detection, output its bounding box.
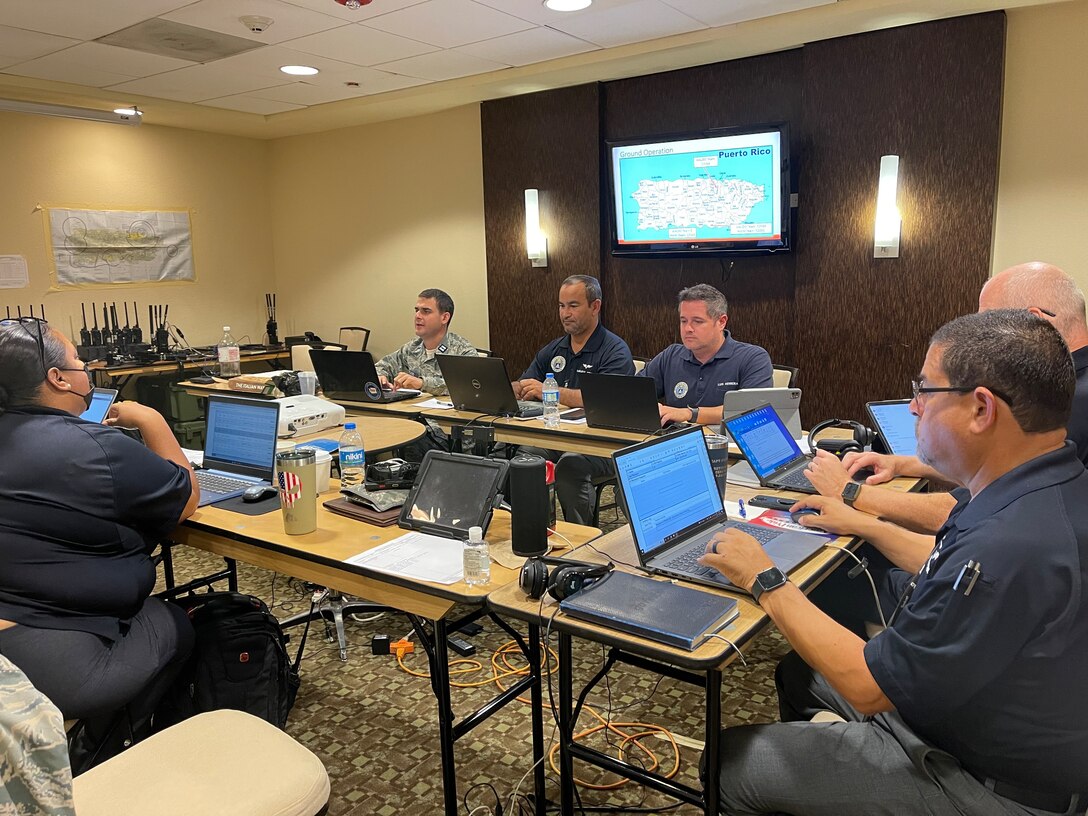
[806,418,877,457]
[519,556,613,601]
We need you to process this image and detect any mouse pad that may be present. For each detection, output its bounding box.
[215,494,281,516]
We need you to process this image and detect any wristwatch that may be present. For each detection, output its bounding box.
[750,566,788,603]
[689,406,699,423]
[842,481,863,507]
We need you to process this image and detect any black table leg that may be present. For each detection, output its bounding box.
[703,667,722,816]
[558,631,575,816]
[528,623,546,816]
[430,617,459,816]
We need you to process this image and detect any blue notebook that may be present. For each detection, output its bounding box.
[559,571,739,651]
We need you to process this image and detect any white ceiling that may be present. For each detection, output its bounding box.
[0,0,1069,137]
[0,0,836,116]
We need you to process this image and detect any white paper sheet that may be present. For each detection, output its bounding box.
[414,397,454,410]
[0,255,28,289]
[345,531,464,584]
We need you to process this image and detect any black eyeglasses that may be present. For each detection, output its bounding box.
[1037,307,1057,318]
[1,316,48,374]
[911,379,1014,406]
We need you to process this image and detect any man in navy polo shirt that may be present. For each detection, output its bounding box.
[638,283,773,426]
[514,275,634,405]
[701,309,1088,815]
[514,275,634,524]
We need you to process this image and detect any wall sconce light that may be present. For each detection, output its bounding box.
[874,155,901,258]
[525,189,548,268]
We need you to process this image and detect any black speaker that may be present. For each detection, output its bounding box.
[509,454,548,557]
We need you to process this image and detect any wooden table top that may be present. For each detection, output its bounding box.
[176,483,601,621]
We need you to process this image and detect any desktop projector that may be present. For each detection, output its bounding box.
[274,394,346,437]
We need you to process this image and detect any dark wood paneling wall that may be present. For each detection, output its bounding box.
[481,83,601,370]
[482,14,1005,423]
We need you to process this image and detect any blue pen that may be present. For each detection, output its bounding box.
[737,498,747,518]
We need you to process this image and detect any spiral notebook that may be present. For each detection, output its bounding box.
[559,571,739,651]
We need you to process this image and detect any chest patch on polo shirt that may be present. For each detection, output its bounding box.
[673,381,689,399]
[551,356,566,373]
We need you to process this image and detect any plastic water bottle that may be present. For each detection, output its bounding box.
[217,326,241,377]
[463,526,490,586]
[339,422,366,487]
[542,373,561,429]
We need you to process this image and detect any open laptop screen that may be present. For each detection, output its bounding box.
[203,396,279,475]
[613,427,721,558]
[724,404,804,478]
[866,400,917,457]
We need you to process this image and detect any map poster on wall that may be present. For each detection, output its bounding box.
[45,208,195,287]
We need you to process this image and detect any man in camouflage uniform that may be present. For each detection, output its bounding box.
[375,288,478,396]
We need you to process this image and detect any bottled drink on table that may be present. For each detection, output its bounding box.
[217,326,241,377]
[339,422,366,487]
[542,373,560,429]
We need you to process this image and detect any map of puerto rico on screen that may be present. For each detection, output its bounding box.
[614,135,780,243]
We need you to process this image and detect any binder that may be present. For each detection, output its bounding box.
[559,571,740,651]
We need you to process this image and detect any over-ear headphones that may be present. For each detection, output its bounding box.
[807,418,876,457]
[519,556,613,601]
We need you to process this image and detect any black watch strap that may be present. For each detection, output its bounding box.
[842,481,863,507]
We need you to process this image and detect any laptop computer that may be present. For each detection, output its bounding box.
[437,354,543,418]
[196,395,281,506]
[580,373,663,433]
[721,403,819,494]
[722,387,802,439]
[309,349,419,403]
[866,399,917,457]
[611,425,824,593]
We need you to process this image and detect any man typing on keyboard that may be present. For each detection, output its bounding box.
[698,310,1088,815]
[0,318,198,771]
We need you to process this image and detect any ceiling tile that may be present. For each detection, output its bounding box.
[365,0,534,49]
[6,41,194,86]
[547,0,705,48]
[284,22,437,66]
[0,0,194,41]
[377,49,508,81]
[198,92,306,113]
[108,63,287,103]
[0,25,79,67]
[277,0,430,23]
[162,0,347,45]
[246,80,370,104]
[471,0,636,26]
[662,0,835,27]
[456,27,596,67]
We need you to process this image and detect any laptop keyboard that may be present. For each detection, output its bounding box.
[776,466,816,491]
[662,523,780,575]
[196,471,258,495]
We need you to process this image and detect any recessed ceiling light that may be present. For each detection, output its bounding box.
[113,106,142,118]
[544,0,592,10]
[280,65,319,76]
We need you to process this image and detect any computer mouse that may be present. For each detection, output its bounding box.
[790,507,822,525]
[242,485,277,503]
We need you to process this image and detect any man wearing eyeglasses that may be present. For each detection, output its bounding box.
[801,261,1088,536]
[0,318,198,770]
[701,309,1088,815]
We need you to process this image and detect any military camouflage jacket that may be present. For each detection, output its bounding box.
[374,331,478,395]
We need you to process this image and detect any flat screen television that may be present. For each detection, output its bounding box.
[606,123,791,258]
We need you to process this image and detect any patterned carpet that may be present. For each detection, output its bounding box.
[160,501,789,816]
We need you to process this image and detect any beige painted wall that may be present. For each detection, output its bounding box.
[993,0,1088,286]
[268,105,488,360]
[0,112,274,349]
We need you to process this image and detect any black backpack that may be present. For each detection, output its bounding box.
[161,592,302,729]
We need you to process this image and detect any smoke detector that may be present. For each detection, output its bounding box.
[335,0,374,8]
[240,15,274,33]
